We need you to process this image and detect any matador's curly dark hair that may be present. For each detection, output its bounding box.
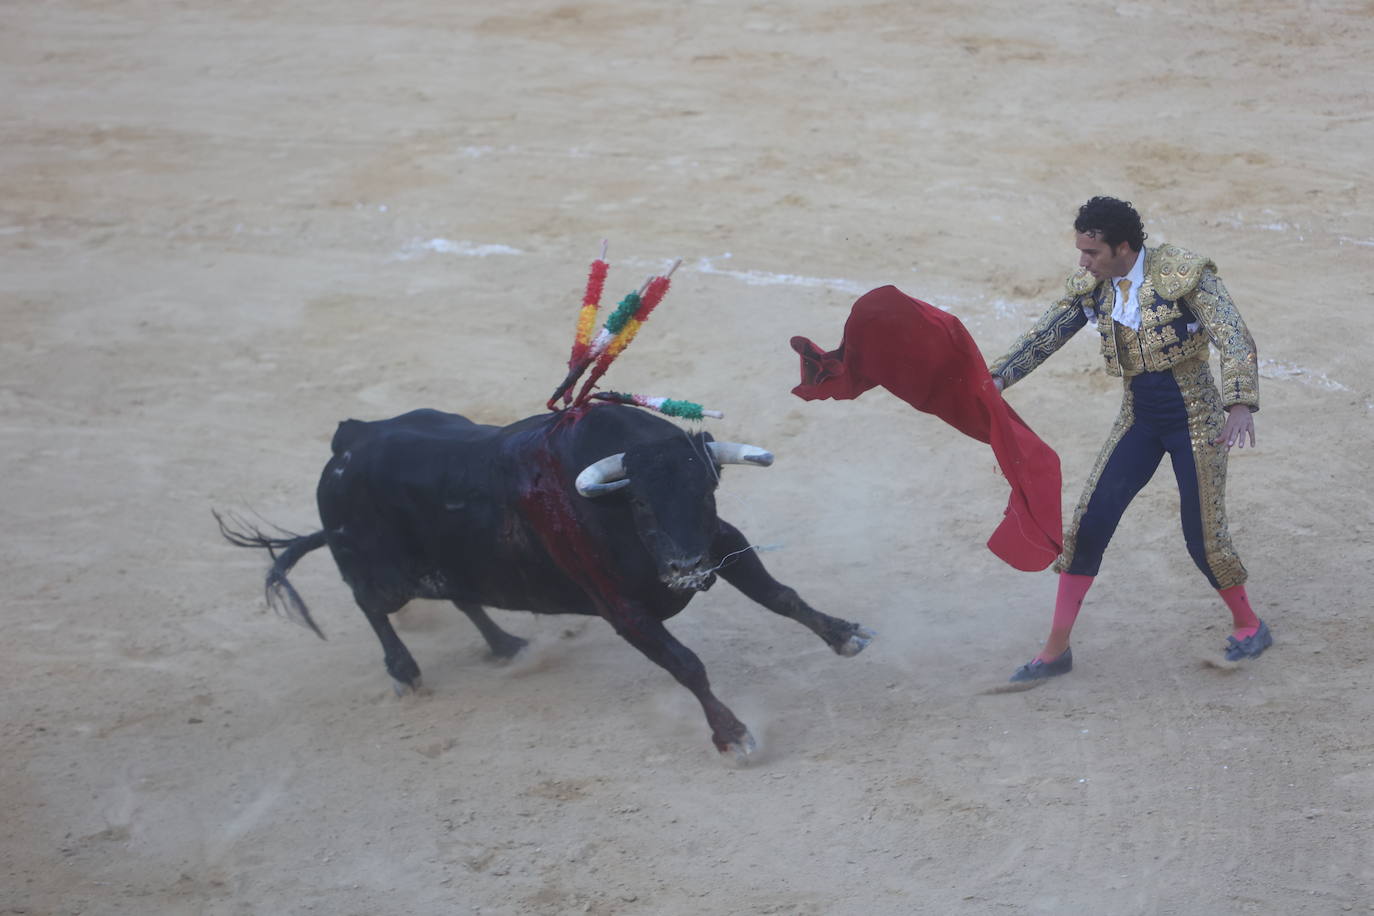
[1074,197,1147,251]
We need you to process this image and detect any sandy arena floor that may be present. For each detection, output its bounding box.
[4,1,1374,913]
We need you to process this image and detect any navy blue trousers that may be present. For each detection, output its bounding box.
[1057,362,1246,589]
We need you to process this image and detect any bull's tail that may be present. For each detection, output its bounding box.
[214,510,329,639]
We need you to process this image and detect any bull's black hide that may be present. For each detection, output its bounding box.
[219,403,873,759]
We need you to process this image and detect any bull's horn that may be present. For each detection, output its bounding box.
[575,453,631,497]
[707,441,774,467]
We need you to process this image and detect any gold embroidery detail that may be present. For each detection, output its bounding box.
[1142,322,1180,352]
[1149,244,1209,300]
[1140,293,1179,329]
[1066,268,1098,297]
[1188,269,1259,410]
[1135,272,1157,320]
[1112,323,1147,374]
[988,293,1089,390]
[1173,357,1248,588]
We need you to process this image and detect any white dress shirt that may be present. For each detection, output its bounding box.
[1111,246,1147,330]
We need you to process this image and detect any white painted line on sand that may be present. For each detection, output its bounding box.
[391,238,525,261]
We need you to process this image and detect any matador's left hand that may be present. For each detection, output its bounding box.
[1215,404,1256,449]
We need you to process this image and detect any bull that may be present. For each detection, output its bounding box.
[219,402,874,759]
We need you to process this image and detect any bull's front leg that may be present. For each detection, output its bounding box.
[600,600,756,762]
[712,521,876,657]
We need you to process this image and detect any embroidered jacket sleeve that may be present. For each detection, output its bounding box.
[1186,268,1259,411]
[988,289,1090,391]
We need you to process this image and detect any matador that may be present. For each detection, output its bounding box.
[989,196,1272,681]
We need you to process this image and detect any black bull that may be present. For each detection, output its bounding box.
[219,404,874,759]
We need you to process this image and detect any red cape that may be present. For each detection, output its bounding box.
[790,285,1062,571]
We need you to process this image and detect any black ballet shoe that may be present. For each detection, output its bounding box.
[1224,620,1273,662]
[1009,647,1073,682]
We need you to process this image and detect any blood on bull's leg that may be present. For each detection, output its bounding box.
[711,521,876,657]
[600,599,756,762]
[352,588,423,694]
[453,601,528,659]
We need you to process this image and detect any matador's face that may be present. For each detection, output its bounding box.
[1075,232,1137,281]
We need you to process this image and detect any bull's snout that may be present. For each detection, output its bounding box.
[661,555,716,592]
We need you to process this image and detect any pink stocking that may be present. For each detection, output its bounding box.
[1219,585,1260,639]
[1036,573,1094,661]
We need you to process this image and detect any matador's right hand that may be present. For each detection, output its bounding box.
[1214,405,1256,449]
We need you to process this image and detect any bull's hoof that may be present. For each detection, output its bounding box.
[488,635,529,660]
[719,729,758,765]
[392,675,425,697]
[836,625,877,657]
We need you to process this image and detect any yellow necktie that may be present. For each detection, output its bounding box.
[1117,278,1132,303]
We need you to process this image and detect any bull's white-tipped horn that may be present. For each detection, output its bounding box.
[707,442,774,467]
[576,453,631,497]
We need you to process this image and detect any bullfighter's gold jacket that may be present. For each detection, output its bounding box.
[989,243,1260,410]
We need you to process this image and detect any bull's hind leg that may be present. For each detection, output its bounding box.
[712,521,876,657]
[353,589,423,694]
[602,602,755,761]
[453,601,528,659]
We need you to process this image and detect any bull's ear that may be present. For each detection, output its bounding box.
[695,430,716,465]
